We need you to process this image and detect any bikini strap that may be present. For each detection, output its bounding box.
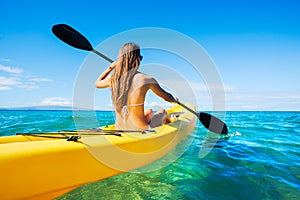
[127,103,144,107]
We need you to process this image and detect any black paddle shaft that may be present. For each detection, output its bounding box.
[177,101,228,134]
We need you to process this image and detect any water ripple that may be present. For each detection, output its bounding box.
[1,110,300,199]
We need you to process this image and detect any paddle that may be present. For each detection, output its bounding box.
[52,24,113,63]
[51,24,228,135]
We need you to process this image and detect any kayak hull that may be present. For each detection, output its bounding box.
[0,103,196,200]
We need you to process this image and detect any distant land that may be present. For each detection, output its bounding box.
[0,106,98,111]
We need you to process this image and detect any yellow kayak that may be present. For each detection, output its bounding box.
[0,103,196,200]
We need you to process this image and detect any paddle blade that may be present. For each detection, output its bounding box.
[52,24,93,51]
[199,112,228,135]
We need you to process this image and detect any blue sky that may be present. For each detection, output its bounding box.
[1,0,300,110]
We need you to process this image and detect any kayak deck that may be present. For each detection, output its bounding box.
[0,103,196,200]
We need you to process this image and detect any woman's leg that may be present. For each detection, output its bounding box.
[148,108,171,128]
[145,108,154,123]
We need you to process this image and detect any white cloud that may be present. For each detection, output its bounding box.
[41,97,72,106]
[0,76,47,91]
[18,83,39,90]
[0,86,12,91]
[0,76,21,85]
[0,64,23,74]
[0,76,22,90]
[0,66,52,91]
[29,77,53,82]
[18,77,53,90]
[145,101,173,108]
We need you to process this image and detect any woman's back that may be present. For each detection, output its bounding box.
[115,72,153,130]
[95,43,177,131]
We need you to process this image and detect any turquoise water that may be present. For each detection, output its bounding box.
[1,110,300,199]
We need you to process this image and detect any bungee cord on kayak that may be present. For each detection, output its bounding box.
[15,127,158,141]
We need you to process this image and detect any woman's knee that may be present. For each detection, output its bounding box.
[156,108,167,115]
[145,108,154,122]
[145,108,153,114]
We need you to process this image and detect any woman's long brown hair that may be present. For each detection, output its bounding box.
[111,43,141,111]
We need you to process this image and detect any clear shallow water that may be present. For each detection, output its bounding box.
[1,111,299,199]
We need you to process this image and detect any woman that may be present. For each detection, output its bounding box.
[95,43,177,130]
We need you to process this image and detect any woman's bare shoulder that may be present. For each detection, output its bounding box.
[135,72,156,82]
[133,72,157,87]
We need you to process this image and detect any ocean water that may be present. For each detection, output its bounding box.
[0,110,299,199]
